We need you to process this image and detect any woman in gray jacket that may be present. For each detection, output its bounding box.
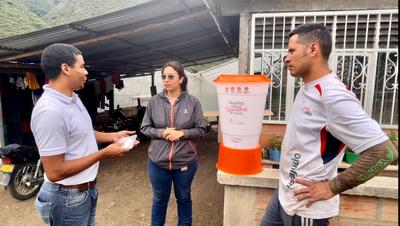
[140,61,206,226]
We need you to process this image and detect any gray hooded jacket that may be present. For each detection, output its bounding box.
[140,91,206,170]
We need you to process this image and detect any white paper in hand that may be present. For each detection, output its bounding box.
[119,135,137,150]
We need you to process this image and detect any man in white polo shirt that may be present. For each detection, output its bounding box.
[260,24,398,226]
[31,43,136,226]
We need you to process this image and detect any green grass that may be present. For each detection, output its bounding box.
[19,0,55,16]
[0,0,50,38]
[0,0,149,39]
[45,0,148,26]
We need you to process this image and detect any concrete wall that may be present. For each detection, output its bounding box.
[236,0,398,73]
[114,74,158,108]
[114,59,239,112]
[254,188,398,226]
[218,169,398,226]
[114,71,220,111]
[188,74,219,112]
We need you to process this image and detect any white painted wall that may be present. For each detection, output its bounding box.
[114,59,239,112]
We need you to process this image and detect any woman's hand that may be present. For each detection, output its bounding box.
[163,127,175,138]
[163,128,184,141]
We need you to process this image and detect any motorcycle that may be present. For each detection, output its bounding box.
[96,105,149,141]
[0,144,44,200]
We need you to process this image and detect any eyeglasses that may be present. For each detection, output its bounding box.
[161,74,177,81]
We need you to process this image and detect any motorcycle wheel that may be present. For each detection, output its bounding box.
[8,163,42,201]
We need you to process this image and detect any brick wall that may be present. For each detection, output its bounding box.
[259,124,286,147]
[254,188,398,226]
[254,188,274,224]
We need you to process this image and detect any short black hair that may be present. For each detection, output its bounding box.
[161,60,188,92]
[288,23,332,60]
[40,43,82,80]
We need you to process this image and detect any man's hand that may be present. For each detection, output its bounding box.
[102,142,130,158]
[293,178,335,207]
[111,130,136,143]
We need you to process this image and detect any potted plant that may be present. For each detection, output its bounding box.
[388,130,398,165]
[343,146,360,164]
[268,135,282,161]
[388,130,398,147]
[344,131,398,165]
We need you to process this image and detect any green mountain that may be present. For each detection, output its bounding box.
[45,0,148,26]
[19,0,55,16]
[0,0,50,38]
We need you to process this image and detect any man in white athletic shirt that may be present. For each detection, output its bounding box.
[260,24,398,226]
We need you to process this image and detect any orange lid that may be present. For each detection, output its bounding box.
[213,74,271,83]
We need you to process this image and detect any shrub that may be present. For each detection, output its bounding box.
[268,135,283,150]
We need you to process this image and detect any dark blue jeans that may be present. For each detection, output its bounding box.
[148,159,198,226]
[35,180,98,226]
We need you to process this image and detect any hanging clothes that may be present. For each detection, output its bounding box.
[9,76,16,89]
[111,72,121,84]
[104,76,113,93]
[9,76,15,85]
[115,80,124,90]
[93,80,101,96]
[32,92,40,105]
[16,76,26,89]
[24,72,40,90]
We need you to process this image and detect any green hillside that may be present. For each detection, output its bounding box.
[45,0,148,26]
[0,0,50,38]
[0,0,148,39]
[19,0,55,16]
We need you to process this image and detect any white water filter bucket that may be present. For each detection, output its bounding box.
[214,75,271,149]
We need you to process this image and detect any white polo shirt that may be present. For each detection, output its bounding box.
[278,73,388,219]
[31,85,99,185]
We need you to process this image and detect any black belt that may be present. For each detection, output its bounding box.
[55,179,96,192]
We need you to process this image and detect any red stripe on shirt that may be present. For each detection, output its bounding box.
[320,126,327,156]
[314,84,322,96]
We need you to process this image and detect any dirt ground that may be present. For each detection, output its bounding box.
[0,132,224,226]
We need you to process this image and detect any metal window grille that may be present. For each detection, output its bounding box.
[250,10,398,128]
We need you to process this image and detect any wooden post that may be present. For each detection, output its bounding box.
[0,86,5,147]
[150,71,157,96]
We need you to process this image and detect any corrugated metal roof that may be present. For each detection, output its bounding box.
[0,0,238,77]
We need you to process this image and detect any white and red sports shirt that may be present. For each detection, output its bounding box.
[278,73,388,219]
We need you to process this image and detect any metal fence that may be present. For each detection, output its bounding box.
[250,9,398,128]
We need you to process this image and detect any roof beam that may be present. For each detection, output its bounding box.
[0,62,40,69]
[84,26,218,60]
[87,33,219,64]
[0,46,24,52]
[102,52,234,71]
[179,0,231,54]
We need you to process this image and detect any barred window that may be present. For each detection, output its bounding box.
[250,10,398,128]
